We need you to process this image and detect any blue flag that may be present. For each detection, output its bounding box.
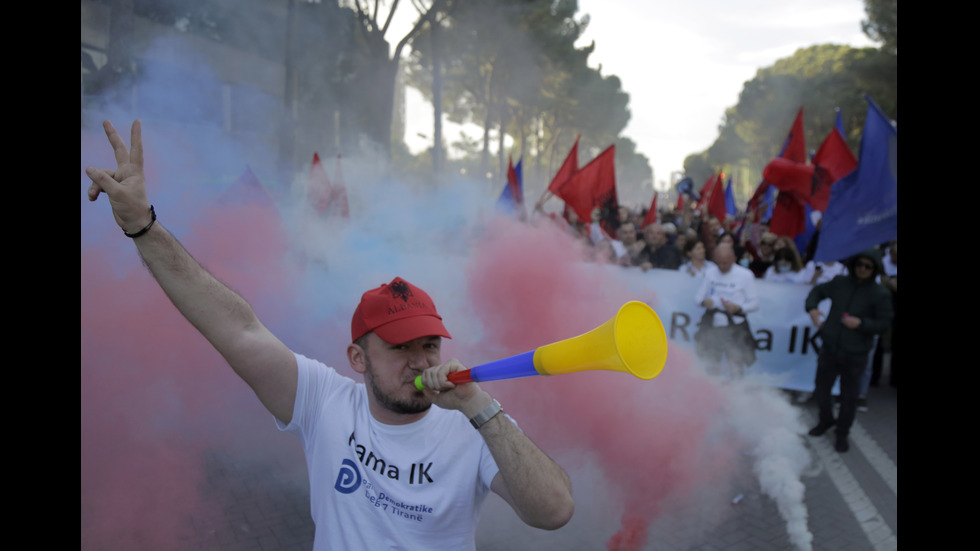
[724,176,736,216]
[796,108,847,257]
[676,176,699,201]
[763,185,774,220]
[496,157,524,216]
[794,204,816,258]
[813,96,897,262]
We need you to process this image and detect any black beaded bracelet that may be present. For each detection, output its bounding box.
[123,205,156,238]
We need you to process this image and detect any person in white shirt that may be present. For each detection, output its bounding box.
[693,244,761,380]
[802,260,848,285]
[763,248,808,283]
[881,240,898,281]
[678,239,716,279]
[615,221,646,267]
[587,206,627,260]
[85,120,574,551]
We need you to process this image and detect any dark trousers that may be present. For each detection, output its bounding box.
[814,349,866,438]
[871,314,897,388]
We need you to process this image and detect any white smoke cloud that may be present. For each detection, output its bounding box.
[725,380,815,551]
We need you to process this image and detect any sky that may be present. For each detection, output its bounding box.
[397,0,875,190]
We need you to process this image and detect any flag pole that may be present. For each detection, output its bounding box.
[534,190,554,212]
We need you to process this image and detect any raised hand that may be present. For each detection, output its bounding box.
[85,120,153,235]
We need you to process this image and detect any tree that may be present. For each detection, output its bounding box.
[402,0,651,198]
[408,0,577,177]
[407,0,632,179]
[862,0,897,55]
[344,0,451,161]
[612,136,653,207]
[83,0,136,102]
[685,44,896,188]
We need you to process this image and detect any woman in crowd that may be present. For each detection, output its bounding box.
[763,247,807,283]
[678,239,716,279]
[717,231,737,248]
[773,235,805,267]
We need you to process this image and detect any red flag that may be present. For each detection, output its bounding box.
[768,192,807,237]
[641,193,658,229]
[746,180,770,224]
[810,129,857,211]
[763,158,812,200]
[309,153,332,213]
[309,152,349,218]
[706,173,728,223]
[695,173,715,208]
[333,154,350,218]
[548,136,580,195]
[763,126,857,213]
[675,193,684,211]
[554,145,618,237]
[782,107,807,163]
[218,165,273,205]
[697,172,727,223]
[763,109,809,237]
[506,157,523,206]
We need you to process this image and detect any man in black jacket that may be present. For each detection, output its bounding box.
[637,223,682,271]
[804,248,893,452]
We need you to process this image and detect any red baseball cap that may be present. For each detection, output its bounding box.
[351,277,452,344]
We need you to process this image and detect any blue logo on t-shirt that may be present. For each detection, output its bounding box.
[335,458,362,494]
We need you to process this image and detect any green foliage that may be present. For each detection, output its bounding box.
[685,43,897,188]
[682,152,714,191]
[612,136,653,207]
[862,0,897,54]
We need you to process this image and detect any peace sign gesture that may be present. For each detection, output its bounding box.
[85,120,153,236]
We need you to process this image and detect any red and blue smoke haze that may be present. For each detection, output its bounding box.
[81,43,814,551]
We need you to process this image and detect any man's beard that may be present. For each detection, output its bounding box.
[364,355,432,415]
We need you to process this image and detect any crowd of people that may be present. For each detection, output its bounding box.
[534,199,897,453]
[536,199,895,293]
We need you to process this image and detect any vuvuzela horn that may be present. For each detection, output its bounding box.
[414,301,667,390]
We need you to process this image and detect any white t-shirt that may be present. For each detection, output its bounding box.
[800,260,848,285]
[694,264,760,326]
[678,260,717,279]
[277,353,501,551]
[763,265,808,283]
[588,222,627,258]
[882,254,897,277]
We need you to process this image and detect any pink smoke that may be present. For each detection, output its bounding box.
[462,216,741,548]
[83,117,750,549]
[606,515,649,551]
[81,130,302,549]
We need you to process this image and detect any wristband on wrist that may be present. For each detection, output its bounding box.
[469,399,503,430]
[124,205,156,238]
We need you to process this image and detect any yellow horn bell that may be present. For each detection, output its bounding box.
[532,300,668,380]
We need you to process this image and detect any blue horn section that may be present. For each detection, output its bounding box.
[468,351,539,382]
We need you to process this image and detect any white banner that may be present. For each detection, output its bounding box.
[593,265,830,391]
